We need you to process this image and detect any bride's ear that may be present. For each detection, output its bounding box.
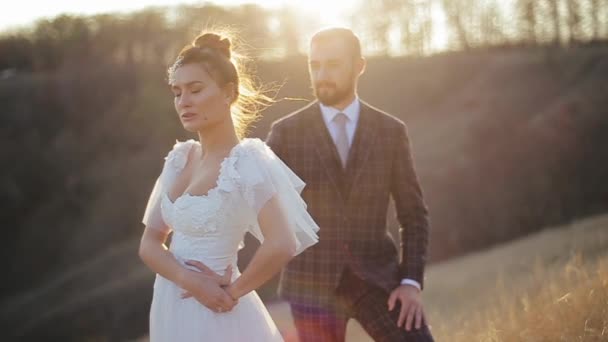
[222,82,237,105]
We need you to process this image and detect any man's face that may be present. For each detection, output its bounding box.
[308,38,361,106]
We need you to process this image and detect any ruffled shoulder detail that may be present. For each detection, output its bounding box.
[214,138,277,195]
[164,139,198,173]
[142,139,197,234]
[215,143,243,193]
[238,138,285,186]
[226,138,319,255]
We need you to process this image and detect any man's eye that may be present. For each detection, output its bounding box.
[191,89,201,94]
[174,93,181,98]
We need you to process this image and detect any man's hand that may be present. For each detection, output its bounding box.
[387,284,427,331]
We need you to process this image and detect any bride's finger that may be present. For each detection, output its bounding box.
[221,265,233,284]
[214,265,233,285]
[185,260,216,275]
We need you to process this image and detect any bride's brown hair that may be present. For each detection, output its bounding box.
[168,30,273,138]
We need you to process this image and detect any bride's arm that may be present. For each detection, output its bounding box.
[139,228,236,312]
[139,228,184,283]
[225,196,297,299]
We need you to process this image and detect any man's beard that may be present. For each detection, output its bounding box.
[313,79,355,106]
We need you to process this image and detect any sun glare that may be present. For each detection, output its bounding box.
[295,0,357,27]
[1,0,452,53]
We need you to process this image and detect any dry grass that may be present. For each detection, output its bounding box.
[424,214,608,342]
[430,254,608,342]
[267,213,608,341]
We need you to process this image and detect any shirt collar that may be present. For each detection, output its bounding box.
[319,96,360,125]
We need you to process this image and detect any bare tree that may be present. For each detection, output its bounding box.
[547,0,563,46]
[517,0,539,44]
[398,0,434,55]
[442,0,473,50]
[565,0,584,45]
[479,0,506,46]
[349,0,435,56]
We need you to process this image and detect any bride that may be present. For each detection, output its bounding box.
[138,31,319,341]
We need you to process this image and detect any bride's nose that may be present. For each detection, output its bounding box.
[177,92,193,108]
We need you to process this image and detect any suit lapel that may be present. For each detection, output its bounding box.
[308,102,347,202]
[343,101,379,201]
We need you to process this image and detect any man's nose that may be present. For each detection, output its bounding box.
[316,66,329,82]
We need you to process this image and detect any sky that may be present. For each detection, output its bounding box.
[0,0,357,32]
[0,0,449,52]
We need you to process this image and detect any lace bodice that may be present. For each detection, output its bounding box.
[142,138,319,273]
[160,140,248,237]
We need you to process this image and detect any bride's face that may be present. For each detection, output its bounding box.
[170,63,232,133]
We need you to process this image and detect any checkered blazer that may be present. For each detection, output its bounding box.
[266,100,430,306]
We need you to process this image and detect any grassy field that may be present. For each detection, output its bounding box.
[266,213,608,341]
[6,213,606,341]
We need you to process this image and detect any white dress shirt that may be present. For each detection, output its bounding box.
[318,97,422,291]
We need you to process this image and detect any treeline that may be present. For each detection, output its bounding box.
[0,3,320,73]
[2,1,608,73]
[356,0,608,55]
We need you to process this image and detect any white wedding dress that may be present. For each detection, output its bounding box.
[142,138,319,342]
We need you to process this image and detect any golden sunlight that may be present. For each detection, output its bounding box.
[290,0,358,27]
[0,0,358,32]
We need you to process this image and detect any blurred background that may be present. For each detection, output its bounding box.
[1,0,607,341]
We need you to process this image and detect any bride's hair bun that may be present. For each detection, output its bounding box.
[168,29,274,140]
[193,33,231,59]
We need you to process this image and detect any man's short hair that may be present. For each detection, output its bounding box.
[310,27,362,59]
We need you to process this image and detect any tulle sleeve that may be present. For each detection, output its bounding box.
[141,139,196,234]
[142,175,168,233]
[235,139,319,255]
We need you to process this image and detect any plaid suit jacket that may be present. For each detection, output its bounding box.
[266,100,430,306]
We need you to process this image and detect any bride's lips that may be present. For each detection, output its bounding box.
[181,112,197,121]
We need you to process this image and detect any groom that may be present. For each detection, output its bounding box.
[266,28,434,342]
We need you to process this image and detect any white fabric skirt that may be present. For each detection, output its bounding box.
[149,275,284,342]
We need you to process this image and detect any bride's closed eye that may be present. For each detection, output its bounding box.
[173,89,201,98]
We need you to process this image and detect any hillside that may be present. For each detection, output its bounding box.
[1,46,607,340]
